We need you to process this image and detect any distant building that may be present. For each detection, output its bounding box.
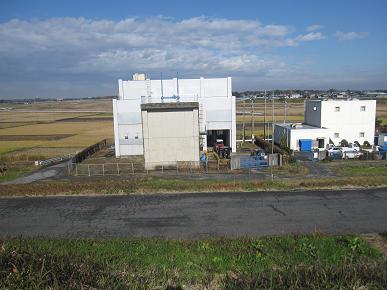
[113,75,236,160]
[274,99,376,151]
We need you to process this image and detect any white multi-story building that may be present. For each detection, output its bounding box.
[113,75,236,157]
[274,99,376,151]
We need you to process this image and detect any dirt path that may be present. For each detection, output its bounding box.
[2,162,68,185]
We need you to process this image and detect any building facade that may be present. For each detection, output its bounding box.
[113,76,236,157]
[304,99,376,145]
[274,99,376,151]
[141,102,200,170]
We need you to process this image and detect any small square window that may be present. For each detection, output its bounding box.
[335,106,340,112]
[359,132,365,137]
[334,133,340,138]
[360,106,366,112]
[124,135,128,139]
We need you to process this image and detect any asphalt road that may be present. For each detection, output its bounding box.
[0,188,386,238]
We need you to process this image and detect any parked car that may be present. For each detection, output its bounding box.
[343,150,363,159]
[342,143,360,152]
[327,147,342,154]
[327,147,342,159]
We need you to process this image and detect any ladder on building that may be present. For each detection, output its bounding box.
[199,101,207,150]
[145,78,152,99]
[199,102,206,134]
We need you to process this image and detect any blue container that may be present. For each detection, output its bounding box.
[299,139,312,152]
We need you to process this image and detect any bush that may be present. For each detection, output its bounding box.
[340,139,349,147]
[363,141,371,148]
[323,155,333,162]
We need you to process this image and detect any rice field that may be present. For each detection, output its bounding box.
[1,98,386,159]
[0,99,113,158]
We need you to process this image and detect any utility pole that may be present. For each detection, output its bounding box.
[251,97,254,141]
[284,100,287,124]
[264,90,266,141]
[242,101,245,143]
[271,91,274,155]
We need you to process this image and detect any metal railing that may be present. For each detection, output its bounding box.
[141,95,198,104]
[68,160,232,176]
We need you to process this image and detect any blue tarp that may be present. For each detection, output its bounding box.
[299,139,312,152]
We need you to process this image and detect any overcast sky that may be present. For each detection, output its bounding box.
[0,0,386,99]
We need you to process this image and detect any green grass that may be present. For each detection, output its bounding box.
[0,235,385,289]
[339,164,387,176]
[2,175,387,196]
[0,165,34,182]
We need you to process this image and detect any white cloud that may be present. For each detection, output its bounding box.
[0,17,326,97]
[335,31,368,40]
[307,24,324,31]
[296,32,325,42]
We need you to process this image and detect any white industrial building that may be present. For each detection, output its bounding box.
[274,99,376,151]
[113,74,236,165]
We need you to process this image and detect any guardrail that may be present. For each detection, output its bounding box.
[70,139,108,164]
[35,153,75,167]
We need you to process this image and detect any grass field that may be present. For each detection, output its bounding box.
[1,98,387,158]
[1,174,387,196]
[0,234,385,289]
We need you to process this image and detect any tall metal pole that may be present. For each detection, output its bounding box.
[251,98,254,139]
[264,90,266,140]
[176,72,179,99]
[284,100,287,124]
[160,72,164,99]
[271,91,274,155]
[242,100,246,143]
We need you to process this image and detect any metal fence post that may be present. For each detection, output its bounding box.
[117,163,120,176]
[75,164,78,176]
[131,163,134,175]
[87,164,90,176]
[162,165,164,174]
[217,160,220,171]
[102,164,105,176]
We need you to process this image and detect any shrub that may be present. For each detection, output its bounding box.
[340,139,349,147]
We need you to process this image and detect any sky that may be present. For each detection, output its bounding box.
[0,0,386,99]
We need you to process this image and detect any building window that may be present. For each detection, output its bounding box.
[334,133,340,138]
[124,135,128,139]
[313,106,317,111]
[360,106,366,112]
[359,132,365,138]
[335,106,340,112]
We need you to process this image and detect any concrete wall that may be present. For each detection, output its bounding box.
[113,99,143,156]
[304,100,322,127]
[142,105,199,170]
[114,77,236,156]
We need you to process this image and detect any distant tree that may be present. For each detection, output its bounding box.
[363,140,371,148]
[232,91,241,98]
[375,117,383,129]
